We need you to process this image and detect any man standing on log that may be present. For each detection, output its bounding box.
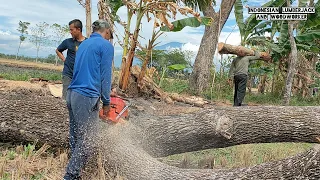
[56,19,86,100]
[63,19,114,180]
[228,50,261,106]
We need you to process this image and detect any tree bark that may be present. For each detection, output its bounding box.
[218,42,271,62]
[283,20,298,105]
[189,0,236,95]
[258,74,267,94]
[1,82,320,179]
[16,41,22,60]
[85,0,92,38]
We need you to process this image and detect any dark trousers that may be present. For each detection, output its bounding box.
[62,75,72,100]
[233,74,248,106]
[64,89,100,180]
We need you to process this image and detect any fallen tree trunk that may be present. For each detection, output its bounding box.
[218,42,271,62]
[1,81,320,179]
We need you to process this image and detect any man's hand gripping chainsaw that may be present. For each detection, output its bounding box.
[99,96,131,124]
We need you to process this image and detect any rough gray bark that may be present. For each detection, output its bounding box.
[283,1,298,105]
[190,0,236,95]
[85,0,92,38]
[1,83,320,179]
[0,87,69,147]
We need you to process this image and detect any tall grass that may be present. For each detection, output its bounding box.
[163,143,313,169]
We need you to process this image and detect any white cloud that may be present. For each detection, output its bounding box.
[0,30,11,36]
[181,43,199,52]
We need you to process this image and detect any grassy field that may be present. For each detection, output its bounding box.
[162,143,313,169]
[0,58,63,71]
[0,64,61,82]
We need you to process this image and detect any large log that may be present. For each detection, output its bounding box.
[1,80,320,179]
[218,42,271,62]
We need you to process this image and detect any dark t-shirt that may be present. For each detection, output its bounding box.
[57,38,86,78]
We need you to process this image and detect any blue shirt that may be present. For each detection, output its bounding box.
[68,33,114,106]
[57,38,86,78]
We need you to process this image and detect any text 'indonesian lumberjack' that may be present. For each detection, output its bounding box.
[248,6,315,20]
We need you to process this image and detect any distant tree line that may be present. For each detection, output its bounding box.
[15,21,69,65]
[1,53,63,65]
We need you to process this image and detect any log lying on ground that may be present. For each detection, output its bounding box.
[130,66,208,107]
[1,82,320,179]
[218,42,271,62]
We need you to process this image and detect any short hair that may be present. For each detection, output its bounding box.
[69,19,83,32]
[92,19,110,33]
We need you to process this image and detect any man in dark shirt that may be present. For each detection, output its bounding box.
[56,19,86,100]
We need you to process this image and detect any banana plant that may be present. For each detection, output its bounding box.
[160,17,213,32]
[234,0,287,46]
[159,64,188,88]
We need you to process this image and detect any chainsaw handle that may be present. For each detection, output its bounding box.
[115,98,131,120]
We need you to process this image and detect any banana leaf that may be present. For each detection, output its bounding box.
[296,30,320,42]
[234,0,245,38]
[160,17,213,32]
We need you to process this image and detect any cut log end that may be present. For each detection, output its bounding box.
[217,42,224,52]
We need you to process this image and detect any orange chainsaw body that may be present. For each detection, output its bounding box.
[99,97,129,123]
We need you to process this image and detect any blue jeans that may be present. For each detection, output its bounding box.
[64,89,100,180]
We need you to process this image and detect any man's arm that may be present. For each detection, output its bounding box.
[228,59,235,79]
[100,43,114,107]
[56,40,67,62]
[56,49,66,62]
[246,50,261,62]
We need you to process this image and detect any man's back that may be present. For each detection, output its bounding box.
[229,51,260,77]
[68,33,114,99]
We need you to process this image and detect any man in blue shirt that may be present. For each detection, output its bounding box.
[56,19,86,100]
[63,19,114,180]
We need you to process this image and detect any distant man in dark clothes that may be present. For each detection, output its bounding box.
[56,19,86,100]
[63,19,114,180]
[228,50,261,106]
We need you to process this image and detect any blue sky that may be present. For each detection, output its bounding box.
[0,0,297,66]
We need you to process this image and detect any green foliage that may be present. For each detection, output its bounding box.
[104,0,124,23]
[165,143,313,169]
[160,79,189,93]
[235,0,286,45]
[23,144,35,159]
[17,21,31,42]
[51,23,69,45]
[7,150,16,160]
[0,63,61,81]
[30,173,44,180]
[300,0,320,33]
[1,172,11,180]
[160,17,213,32]
[168,64,187,71]
[136,49,192,74]
[29,22,50,60]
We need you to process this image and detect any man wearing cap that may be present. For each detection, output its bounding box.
[63,19,114,180]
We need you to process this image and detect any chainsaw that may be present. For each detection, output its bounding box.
[99,96,131,123]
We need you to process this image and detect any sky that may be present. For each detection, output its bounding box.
[0,0,300,66]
